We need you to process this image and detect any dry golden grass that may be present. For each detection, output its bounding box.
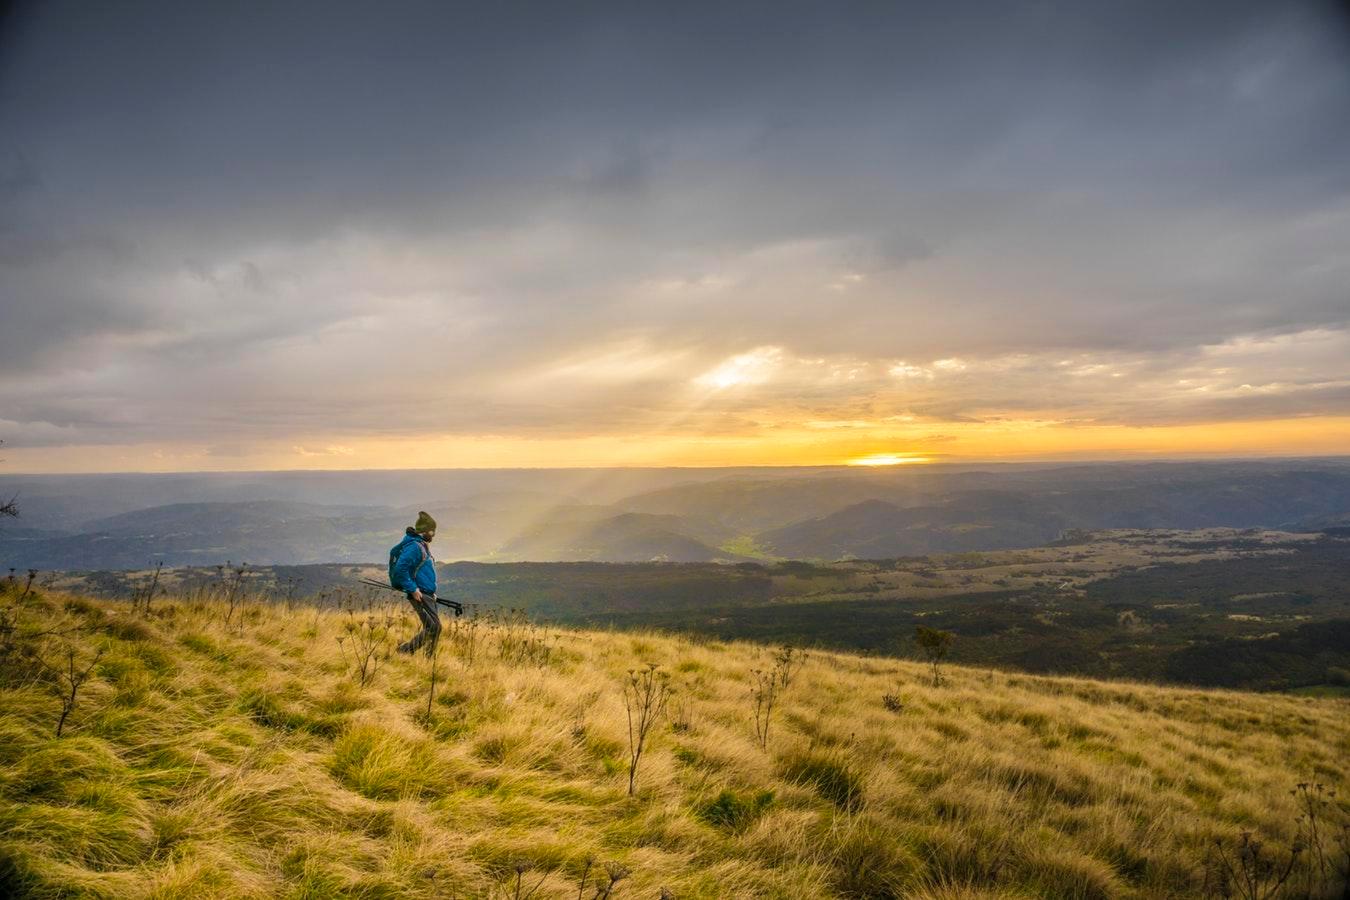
[1,586,1346,898]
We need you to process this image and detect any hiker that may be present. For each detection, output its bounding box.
[392,511,440,655]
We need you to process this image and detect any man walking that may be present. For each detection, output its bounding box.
[391,510,440,655]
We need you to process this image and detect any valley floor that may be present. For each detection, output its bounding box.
[1,587,1347,898]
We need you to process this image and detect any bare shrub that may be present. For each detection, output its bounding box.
[507,859,553,899]
[222,563,249,630]
[1291,781,1346,898]
[1204,830,1300,900]
[750,666,778,750]
[571,856,630,899]
[38,641,105,738]
[0,594,104,688]
[593,862,630,899]
[773,645,808,689]
[337,598,395,688]
[914,625,954,687]
[623,663,670,796]
[281,575,300,610]
[1203,780,1350,899]
[133,561,163,616]
[573,856,596,899]
[749,646,807,750]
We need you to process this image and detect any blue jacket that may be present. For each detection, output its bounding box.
[391,533,437,595]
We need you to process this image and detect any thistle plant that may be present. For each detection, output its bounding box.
[338,598,394,687]
[593,862,630,899]
[750,666,777,750]
[623,664,670,796]
[1291,781,1340,897]
[1204,830,1301,900]
[773,645,807,689]
[222,563,249,630]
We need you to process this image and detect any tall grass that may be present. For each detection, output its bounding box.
[0,582,1346,898]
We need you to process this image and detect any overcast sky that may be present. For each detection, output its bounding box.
[1,0,1349,472]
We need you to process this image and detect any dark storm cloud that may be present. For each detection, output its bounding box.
[1,0,1348,453]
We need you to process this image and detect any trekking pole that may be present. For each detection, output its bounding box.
[356,578,464,617]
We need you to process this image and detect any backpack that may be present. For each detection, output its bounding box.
[388,537,430,591]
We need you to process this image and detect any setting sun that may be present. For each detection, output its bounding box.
[847,453,932,467]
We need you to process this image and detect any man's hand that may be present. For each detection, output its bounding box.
[411,589,423,602]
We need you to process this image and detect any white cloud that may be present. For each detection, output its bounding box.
[889,362,934,379]
[292,445,356,457]
[694,347,784,390]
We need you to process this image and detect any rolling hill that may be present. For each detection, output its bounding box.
[759,493,1070,559]
[495,511,739,563]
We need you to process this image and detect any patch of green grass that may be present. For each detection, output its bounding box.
[779,750,865,812]
[696,789,774,831]
[329,724,455,800]
[178,632,228,662]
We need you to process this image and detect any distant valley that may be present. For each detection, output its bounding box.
[3,459,1350,570]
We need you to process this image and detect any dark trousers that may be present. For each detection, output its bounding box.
[398,592,442,656]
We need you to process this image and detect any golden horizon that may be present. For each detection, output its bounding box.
[3,414,1348,475]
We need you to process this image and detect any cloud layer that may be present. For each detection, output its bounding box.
[1,1,1348,469]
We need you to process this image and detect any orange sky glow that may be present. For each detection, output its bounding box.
[7,415,1348,474]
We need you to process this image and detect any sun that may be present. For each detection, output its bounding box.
[846,453,932,467]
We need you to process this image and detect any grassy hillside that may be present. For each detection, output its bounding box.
[1,585,1347,899]
[56,529,1350,692]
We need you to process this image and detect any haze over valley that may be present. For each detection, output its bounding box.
[4,459,1350,569]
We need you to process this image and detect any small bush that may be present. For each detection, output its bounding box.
[329,724,454,800]
[697,789,775,832]
[780,750,865,811]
